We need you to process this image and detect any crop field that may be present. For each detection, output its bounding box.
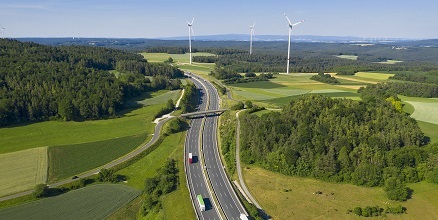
[48,133,147,182]
[0,184,141,220]
[0,147,47,197]
[112,130,194,219]
[407,101,438,125]
[243,165,438,220]
[354,72,395,80]
[229,74,364,106]
[0,92,166,154]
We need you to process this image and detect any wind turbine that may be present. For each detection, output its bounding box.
[187,16,195,64]
[284,13,304,74]
[249,22,255,54]
[1,26,5,39]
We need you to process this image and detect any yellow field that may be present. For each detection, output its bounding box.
[243,165,438,220]
[0,147,48,197]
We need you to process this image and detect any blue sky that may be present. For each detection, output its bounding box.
[1,0,438,39]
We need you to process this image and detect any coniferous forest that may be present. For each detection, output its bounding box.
[0,39,183,126]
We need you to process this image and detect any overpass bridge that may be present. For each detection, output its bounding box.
[179,109,228,117]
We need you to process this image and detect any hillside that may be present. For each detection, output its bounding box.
[0,39,183,126]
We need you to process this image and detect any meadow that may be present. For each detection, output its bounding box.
[228,73,376,107]
[140,52,216,64]
[0,184,141,220]
[0,90,173,154]
[0,147,47,197]
[336,55,358,60]
[243,165,438,220]
[406,101,438,125]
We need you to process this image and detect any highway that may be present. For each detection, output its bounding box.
[185,74,247,220]
[185,76,222,219]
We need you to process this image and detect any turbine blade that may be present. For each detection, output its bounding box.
[292,20,305,26]
[284,13,292,25]
[253,22,256,27]
[191,27,195,40]
[191,16,195,25]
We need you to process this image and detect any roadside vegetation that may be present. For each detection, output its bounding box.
[112,131,194,219]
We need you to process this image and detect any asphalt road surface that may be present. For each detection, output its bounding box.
[185,74,247,220]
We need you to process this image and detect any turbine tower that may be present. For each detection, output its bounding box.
[187,16,195,64]
[0,26,5,39]
[249,22,255,55]
[284,13,304,74]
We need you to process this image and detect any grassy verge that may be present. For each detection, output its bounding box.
[109,131,195,219]
[0,184,141,220]
[48,134,147,183]
[242,165,438,220]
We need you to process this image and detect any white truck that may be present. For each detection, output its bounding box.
[197,194,205,211]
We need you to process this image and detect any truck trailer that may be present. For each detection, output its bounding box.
[197,194,205,211]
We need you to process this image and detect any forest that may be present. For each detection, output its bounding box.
[239,94,438,189]
[0,39,183,126]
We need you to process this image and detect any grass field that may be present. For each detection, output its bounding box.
[377,60,404,64]
[140,52,216,64]
[407,101,438,125]
[243,165,438,220]
[336,55,358,60]
[109,131,195,219]
[125,90,182,108]
[0,147,48,197]
[0,184,141,220]
[0,91,167,154]
[48,133,147,183]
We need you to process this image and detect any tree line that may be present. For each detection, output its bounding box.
[0,39,183,126]
[239,94,437,192]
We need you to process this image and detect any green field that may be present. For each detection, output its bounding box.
[111,130,195,219]
[48,134,147,183]
[140,52,216,64]
[378,60,404,64]
[0,91,168,154]
[408,101,438,125]
[0,147,48,197]
[243,165,438,220]
[125,90,182,108]
[336,55,358,60]
[0,184,141,220]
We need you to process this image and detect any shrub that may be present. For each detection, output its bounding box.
[384,177,409,201]
[33,184,50,198]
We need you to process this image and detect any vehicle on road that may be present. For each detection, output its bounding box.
[240,213,249,220]
[189,152,193,164]
[197,194,205,211]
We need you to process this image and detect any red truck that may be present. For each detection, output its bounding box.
[189,153,193,164]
